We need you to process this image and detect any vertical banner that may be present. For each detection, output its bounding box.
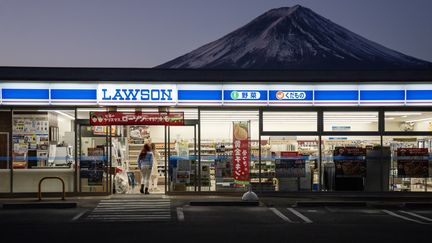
[232,121,250,185]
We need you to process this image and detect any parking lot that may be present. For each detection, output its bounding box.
[178,205,432,225]
[1,198,431,243]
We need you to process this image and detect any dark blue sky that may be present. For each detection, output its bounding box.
[0,0,431,67]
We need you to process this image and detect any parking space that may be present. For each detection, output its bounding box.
[178,205,431,226]
[267,206,432,225]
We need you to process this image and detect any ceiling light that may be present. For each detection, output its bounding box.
[406,117,432,123]
[385,112,423,116]
[54,111,75,120]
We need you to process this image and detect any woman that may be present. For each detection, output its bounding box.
[137,143,153,194]
[150,143,160,191]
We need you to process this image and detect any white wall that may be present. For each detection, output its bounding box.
[264,121,316,132]
[386,120,431,132]
[58,116,72,143]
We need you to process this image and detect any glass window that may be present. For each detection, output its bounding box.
[383,136,431,192]
[258,136,319,192]
[12,109,75,193]
[0,110,11,193]
[200,110,259,192]
[324,112,378,132]
[263,112,317,132]
[321,136,381,191]
[385,112,432,132]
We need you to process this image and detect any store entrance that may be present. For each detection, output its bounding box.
[78,120,198,195]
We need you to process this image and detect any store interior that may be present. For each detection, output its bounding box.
[1,109,432,194]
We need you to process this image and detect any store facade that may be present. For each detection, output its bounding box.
[1,68,432,196]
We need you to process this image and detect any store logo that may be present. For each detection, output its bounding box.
[101,89,173,101]
[276,91,285,100]
[276,91,306,100]
[231,91,240,100]
[230,91,261,100]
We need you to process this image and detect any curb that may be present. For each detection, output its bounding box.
[369,203,404,209]
[296,201,367,207]
[189,201,260,206]
[404,202,432,209]
[3,202,78,209]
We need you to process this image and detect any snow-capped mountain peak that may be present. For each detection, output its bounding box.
[157,5,431,69]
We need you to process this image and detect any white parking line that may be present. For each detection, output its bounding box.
[287,208,313,223]
[382,210,428,225]
[176,207,185,222]
[269,208,293,223]
[399,210,432,222]
[71,211,87,221]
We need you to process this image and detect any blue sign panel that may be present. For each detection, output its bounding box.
[2,89,49,99]
[406,90,432,100]
[269,90,313,101]
[360,90,405,100]
[178,90,222,101]
[2,82,432,107]
[314,90,358,101]
[51,89,97,100]
[223,90,267,101]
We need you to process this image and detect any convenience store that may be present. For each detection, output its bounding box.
[1,67,432,197]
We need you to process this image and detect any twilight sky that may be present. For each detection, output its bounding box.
[0,0,431,67]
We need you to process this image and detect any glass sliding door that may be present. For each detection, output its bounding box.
[168,124,198,192]
[78,123,110,193]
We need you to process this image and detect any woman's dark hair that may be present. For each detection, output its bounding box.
[139,144,152,160]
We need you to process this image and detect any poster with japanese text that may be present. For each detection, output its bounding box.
[275,151,306,177]
[333,147,367,177]
[397,148,429,177]
[232,121,250,185]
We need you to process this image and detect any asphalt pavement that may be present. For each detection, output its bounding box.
[1,195,431,243]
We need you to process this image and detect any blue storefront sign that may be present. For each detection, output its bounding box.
[1,82,432,106]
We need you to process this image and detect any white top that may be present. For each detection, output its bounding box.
[151,151,160,176]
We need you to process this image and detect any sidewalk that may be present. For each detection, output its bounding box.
[1,192,432,209]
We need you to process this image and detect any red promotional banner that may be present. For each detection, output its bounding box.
[232,121,250,185]
[89,112,184,126]
[397,148,429,177]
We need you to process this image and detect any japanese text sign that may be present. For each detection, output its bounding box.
[89,112,184,126]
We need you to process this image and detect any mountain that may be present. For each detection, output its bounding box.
[157,5,431,69]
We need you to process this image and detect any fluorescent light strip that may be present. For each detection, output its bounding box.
[385,112,423,116]
[406,117,432,123]
[55,111,75,120]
